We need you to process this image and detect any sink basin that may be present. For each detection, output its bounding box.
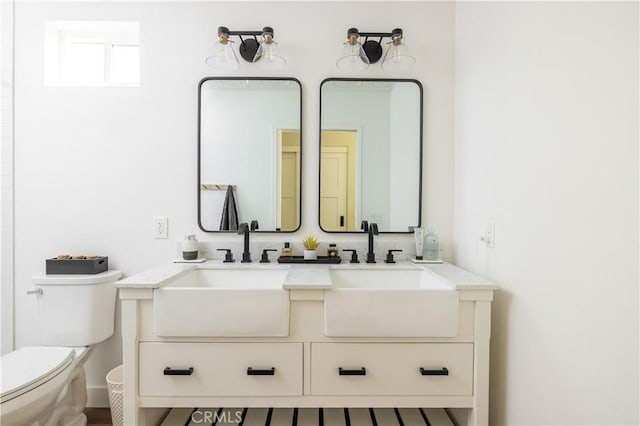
[154,267,290,337]
[324,267,459,337]
[330,268,431,289]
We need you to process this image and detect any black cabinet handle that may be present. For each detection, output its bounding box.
[163,367,194,376]
[338,367,366,376]
[340,216,345,227]
[419,367,449,376]
[247,367,275,376]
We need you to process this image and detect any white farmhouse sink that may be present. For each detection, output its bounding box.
[324,268,459,337]
[154,267,290,337]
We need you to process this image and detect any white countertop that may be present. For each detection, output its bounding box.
[114,259,497,290]
[114,263,194,288]
[422,263,498,290]
[283,265,332,289]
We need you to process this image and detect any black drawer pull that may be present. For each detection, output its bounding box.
[247,367,275,376]
[163,367,194,376]
[420,367,449,376]
[339,367,366,376]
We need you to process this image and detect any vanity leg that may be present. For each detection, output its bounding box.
[122,296,146,426]
[472,300,492,426]
[303,342,312,395]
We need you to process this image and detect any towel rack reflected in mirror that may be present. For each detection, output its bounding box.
[200,184,237,191]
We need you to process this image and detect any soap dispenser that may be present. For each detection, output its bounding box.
[424,230,439,261]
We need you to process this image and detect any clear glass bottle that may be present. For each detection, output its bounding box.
[281,242,293,259]
[424,230,439,261]
[327,244,338,258]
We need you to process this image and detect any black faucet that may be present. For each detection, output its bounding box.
[361,220,379,263]
[238,220,259,263]
[238,223,251,262]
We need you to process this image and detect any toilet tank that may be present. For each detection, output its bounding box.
[32,270,122,346]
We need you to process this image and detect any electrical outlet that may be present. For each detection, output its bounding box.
[153,217,168,239]
[480,223,495,248]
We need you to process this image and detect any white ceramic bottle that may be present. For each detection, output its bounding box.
[182,234,199,260]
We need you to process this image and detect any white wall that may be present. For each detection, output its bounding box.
[454,2,639,425]
[1,0,15,355]
[13,1,455,404]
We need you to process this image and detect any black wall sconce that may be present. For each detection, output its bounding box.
[337,28,415,72]
[206,26,286,71]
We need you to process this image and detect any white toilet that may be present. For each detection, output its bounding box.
[0,270,122,426]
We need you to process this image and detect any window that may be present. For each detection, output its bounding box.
[45,21,139,86]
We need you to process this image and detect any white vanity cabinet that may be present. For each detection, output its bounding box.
[138,342,304,397]
[310,343,474,397]
[117,262,495,426]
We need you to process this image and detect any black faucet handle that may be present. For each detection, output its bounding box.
[385,249,403,264]
[250,220,259,231]
[342,249,360,264]
[360,220,369,232]
[217,249,235,263]
[238,222,249,234]
[260,249,277,263]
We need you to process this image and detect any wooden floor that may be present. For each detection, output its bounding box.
[161,407,454,426]
[85,408,113,426]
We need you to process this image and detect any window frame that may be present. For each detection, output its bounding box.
[46,21,140,87]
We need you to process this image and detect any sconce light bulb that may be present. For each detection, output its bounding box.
[337,41,370,71]
[206,39,240,71]
[381,37,415,71]
[253,39,286,70]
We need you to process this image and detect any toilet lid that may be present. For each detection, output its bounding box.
[0,346,75,403]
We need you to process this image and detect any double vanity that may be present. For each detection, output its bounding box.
[113,76,495,425]
[116,261,495,425]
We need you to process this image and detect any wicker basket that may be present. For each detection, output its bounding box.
[106,365,123,426]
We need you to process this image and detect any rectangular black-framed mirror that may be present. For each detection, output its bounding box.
[198,77,302,232]
[319,78,422,233]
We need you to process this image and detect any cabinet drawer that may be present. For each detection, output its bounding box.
[310,343,473,396]
[139,342,302,397]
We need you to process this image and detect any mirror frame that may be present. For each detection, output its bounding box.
[197,76,303,233]
[318,77,423,234]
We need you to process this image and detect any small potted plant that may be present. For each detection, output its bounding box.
[302,235,319,260]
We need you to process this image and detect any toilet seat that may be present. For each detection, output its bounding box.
[0,346,75,403]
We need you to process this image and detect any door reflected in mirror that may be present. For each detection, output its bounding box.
[198,78,301,232]
[319,79,422,233]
